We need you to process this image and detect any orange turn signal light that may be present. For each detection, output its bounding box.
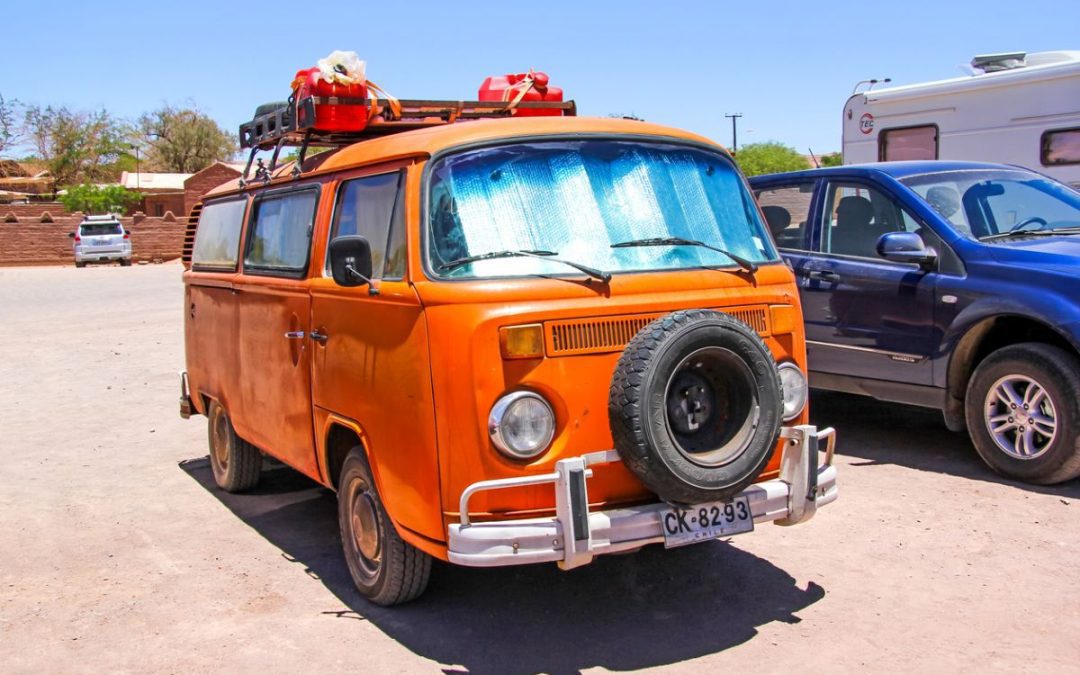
[499,324,545,359]
[770,304,798,335]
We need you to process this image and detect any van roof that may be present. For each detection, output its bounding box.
[203,116,723,200]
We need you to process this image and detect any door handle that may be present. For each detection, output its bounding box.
[284,330,306,340]
[808,270,840,282]
[310,329,329,344]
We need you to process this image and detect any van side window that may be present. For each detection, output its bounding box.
[245,190,318,275]
[879,125,938,161]
[192,199,246,271]
[329,171,405,280]
[755,183,814,250]
[1042,127,1080,166]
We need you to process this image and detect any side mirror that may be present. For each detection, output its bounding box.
[877,232,937,270]
[329,235,376,291]
[68,232,75,238]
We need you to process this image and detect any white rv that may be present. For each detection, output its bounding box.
[842,51,1080,187]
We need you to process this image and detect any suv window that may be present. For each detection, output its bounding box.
[245,190,318,275]
[822,183,919,258]
[80,223,123,236]
[755,183,814,250]
[328,171,406,280]
[192,199,246,270]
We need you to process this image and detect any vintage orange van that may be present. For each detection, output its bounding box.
[180,97,839,605]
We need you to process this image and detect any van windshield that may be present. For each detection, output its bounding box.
[427,139,777,279]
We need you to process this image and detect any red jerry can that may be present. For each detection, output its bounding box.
[292,67,369,132]
[478,71,564,117]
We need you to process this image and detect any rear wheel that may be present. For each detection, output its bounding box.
[120,259,132,267]
[206,401,262,492]
[75,261,85,268]
[338,448,431,605]
[965,343,1080,484]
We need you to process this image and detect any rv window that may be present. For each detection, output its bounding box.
[754,183,814,250]
[244,190,318,275]
[879,126,938,161]
[191,199,246,271]
[328,171,405,280]
[1042,128,1080,166]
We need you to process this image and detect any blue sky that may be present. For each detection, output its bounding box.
[4,0,1077,155]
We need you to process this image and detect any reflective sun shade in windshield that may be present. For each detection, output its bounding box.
[427,140,776,278]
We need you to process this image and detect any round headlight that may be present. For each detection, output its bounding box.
[488,391,556,459]
[778,362,808,422]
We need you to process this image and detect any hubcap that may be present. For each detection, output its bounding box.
[350,488,381,573]
[984,374,1057,460]
[211,409,230,470]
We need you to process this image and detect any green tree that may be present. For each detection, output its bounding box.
[59,183,142,215]
[732,142,811,177]
[23,105,127,186]
[819,152,843,167]
[137,105,236,173]
[0,93,19,157]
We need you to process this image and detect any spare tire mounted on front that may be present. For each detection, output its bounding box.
[609,309,784,505]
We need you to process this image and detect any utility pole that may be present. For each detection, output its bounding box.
[724,113,743,153]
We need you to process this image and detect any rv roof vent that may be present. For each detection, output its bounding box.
[971,52,1027,73]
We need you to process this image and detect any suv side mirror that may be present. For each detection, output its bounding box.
[68,232,75,238]
[877,232,937,270]
[329,235,377,291]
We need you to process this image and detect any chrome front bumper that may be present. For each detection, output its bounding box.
[447,425,838,569]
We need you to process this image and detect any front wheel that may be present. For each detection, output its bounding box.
[965,343,1080,484]
[338,449,431,605]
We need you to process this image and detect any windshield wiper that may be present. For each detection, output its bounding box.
[438,249,611,283]
[980,230,1059,241]
[610,237,758,273]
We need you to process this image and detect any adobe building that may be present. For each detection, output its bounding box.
[183,162,245,218]
[119,171,189,216]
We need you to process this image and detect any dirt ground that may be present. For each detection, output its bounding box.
[1,262,1078,674]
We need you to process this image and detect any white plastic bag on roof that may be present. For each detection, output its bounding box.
[315,51,367,86]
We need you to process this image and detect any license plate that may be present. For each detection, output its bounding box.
[660,495,754,548]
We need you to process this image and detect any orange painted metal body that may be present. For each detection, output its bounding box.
[182,116,809,561]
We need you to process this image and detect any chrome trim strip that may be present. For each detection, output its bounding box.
[806,340,926,363]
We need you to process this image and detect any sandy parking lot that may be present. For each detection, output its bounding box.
[1,262,1078,673]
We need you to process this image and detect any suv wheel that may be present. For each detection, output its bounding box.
[338,448,431,605]
[206,401,262,492]
[965,343,1080,484]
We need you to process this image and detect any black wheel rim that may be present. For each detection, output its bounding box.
[663,346,759,467]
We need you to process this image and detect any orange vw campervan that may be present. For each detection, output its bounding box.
[180,95,838,605]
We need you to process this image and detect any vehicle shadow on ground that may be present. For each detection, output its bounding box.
[810,391,1080,497]
[181,457,825,672]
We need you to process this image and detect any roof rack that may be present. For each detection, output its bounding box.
[237,96,577,186]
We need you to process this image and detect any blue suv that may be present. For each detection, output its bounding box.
[750,161,1080,484]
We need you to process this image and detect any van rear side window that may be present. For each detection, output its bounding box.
[879,125,938,161]
[191,200,246,271]
[245,190,318,276]
[1042,128,1080,166]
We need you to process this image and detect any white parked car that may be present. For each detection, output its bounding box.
[70,215,132,267]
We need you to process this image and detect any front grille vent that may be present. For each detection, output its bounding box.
[545,306,769,357]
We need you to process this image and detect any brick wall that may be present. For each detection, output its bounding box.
[0,202,67,220]
[184,164,241,216]
[0,212,187,266]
